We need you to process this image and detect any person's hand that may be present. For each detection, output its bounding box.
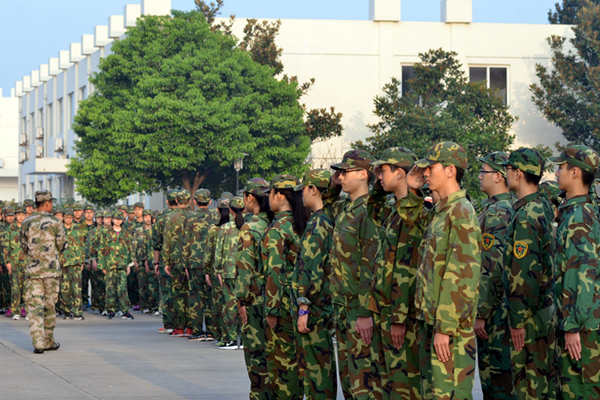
[238,305,248,325]
[297,314,310,333]
[565,332,582,360]
[102,269,106,275]
[154,264,160,275]
[266,315,278,328]
[355,316,374,345]
[6,263,11,274]
[391,323,406,349]
[0,265,3,273]
[134,261,139,271]
[510,327,525,352]
[165,265,171,276]
[434,332,451,363]
[205,274,212,287]
[126,266,131,276]
[185,269,189,279]
[407,165,426,190]
[475,318,488,340]
[145,261,150,274]
[92,260,98,271]
[218,274,223,287]
[80,264,84,272]
[331,171,342,187]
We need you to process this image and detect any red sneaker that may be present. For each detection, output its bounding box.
[169,329,185,337]
[183,328,193,337]
[158,327,173,334]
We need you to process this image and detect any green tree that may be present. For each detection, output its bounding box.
[353,49,515,203]
[548,0,600,24]
[532,1,600,153]
[69,11,309,205]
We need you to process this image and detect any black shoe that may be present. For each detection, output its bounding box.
[107,311,116,319]
[122,312,134,320]
[45,342,60,351]
[33,348,44,354]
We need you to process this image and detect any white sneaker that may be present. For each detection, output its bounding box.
[101,310,108,316]
[25,315,29,320]
[12,315,20,320]
[142,309,150,314]
[153,310,160,316]
[116,311,123,317]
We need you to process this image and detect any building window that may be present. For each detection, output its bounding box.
[401,66,416,97]
[469,66,508,105]
[57,99,63,134]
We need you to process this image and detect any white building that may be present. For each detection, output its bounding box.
[14,0,571,201]
[0,89,19,200]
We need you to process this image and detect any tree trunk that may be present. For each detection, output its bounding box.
[182,170,209,211]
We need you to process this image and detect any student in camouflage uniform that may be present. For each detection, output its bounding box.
[152,190,178,334]
[294,169,337,400]
[183,189,215,341]
[261,175,306,399]
[328,150,383,400]
[99,211,134,320]
[128,202,144,310]
[501,148,556,400]
[59,209,86,321]
[216,196,245,349]
[23,199,34,219]
[133,209,158,314]
[551,145,600,399]
[367,148,425,400]
[163,190,192,336]
[88,211,109,315]
[3,207,27,320]
[236,178,274,400]
[21,191,67,353]
[408,142,482,400]
[474,152,516,400]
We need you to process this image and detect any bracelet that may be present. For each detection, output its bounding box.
[298,309,309,316]
[153,262,159,266]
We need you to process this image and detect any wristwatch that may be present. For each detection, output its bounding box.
[298,309,309,316]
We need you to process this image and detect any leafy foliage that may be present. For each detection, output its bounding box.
[548,0,600,24]
[352,49,515,203]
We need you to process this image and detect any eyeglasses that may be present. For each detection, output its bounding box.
[504,166,516,172]
[339,168,363,176]
[479,170,497,174]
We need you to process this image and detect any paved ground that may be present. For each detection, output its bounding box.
[0,309,484,399]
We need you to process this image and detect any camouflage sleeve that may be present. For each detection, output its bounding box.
[181,218,192,268]
[151,217,164,252]
[296,216,330,306]
[54,221,67,252]
[322,185,343,223]
[357,215,381,318]
[2,231,10,263]
[477,206,510,319]
[162,221,173,266]
[236,225,258,306]
[557,209,600,332]
[125,232,134,266]
[88,230,99,261]
[213,227,226,275]
[435,204,482,336]
[20,223,29,256]
[263,227,288,317]
[203,225,218,274]
[367,180,389,227]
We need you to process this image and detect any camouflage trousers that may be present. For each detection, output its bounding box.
[81,266,90,306]
[241,302,273,400]
[105,269,130,313]
[127,268,140,306]
[170,268,190,330]
[137,264,158,311]
[373,311,421,400]
[0,267,10,310]
[222,278,240,342]
[158,266,174,329]
[335,304,384,400]
[265,309,302,400]
[188,268,208,337]
[477,305,516,400]
[199,271,213,335]
[557,329,600,400]
[419,320,477,400]
[210,275,224,340]
[9,263,25,314]
[24,277,59,351]
[90,268,106,311]
[510,316,556,400]
[297,314,337,400]
[59,266,82,318]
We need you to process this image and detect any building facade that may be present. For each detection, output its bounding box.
[13,0,571,201]
[0,89,19,200]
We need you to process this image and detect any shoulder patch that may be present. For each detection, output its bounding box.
[482,233,495,250]
[513,241,528,259]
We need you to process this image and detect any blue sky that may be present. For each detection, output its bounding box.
[0,0,561,95]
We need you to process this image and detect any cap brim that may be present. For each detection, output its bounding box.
[548,156,566,164]
[370,160,387,167]
[498,160,511,167]
[415,158,437,168]
[330,163,351,170]
[293,184,306,192]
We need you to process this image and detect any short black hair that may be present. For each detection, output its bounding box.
[197,201,210,207]
[523,171,542,186]
[566,163,596,188]
[443,166,464,186]
[167,199,177,206]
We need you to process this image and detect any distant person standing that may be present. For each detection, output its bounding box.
[21,191,67,354]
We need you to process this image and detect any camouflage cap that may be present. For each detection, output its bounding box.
[269,174,300,191]
[176,189,191,204]
[500,148,545,177]
[194,189,211,203]
[416,142,468,170]
[548,145,600,173]
[127,206,135,214]
[477,151,510,177]
[133,202,144,209]
[23,199,34,207]
[112,211,125,220]
[142,209,152,216]
[539,180,563,206]
[166,189,178,201]
[72,203,83,211]
[117,205,128,212]
[64,208,74,217]
[52,207,63,216]
[95,211,104,218]
[220,191,234,200]
[243,178,269,196]
[152,210,160,218]
[371,147,417,168]
[294,169,332,191]
[217,197,231,208]
[34,190,53,203]
[83,204,94,211]
[4,207,15,216]
[230,196,244,209]
[331,150,374,172]
[104,212,113,219]
[15,206,26,214]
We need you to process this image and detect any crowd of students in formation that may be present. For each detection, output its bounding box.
[1,141,599,400]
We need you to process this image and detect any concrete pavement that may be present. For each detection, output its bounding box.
[0,309,484,399]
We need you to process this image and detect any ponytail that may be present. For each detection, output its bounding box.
[231,207,245,230]
[275,188,307,235]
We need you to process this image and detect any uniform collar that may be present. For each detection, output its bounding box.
[435,189,467,213]
[513,191,540,211]
[558,194,592,211]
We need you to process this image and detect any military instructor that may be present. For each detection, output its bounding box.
[21,190,67,354]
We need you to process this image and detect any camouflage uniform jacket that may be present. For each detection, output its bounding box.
[329,193,380,317]
[503,191,555,332]
[151,209,175,255]
[554,194,600,333]
[87,226,106,262]
[97,228,133,271]
[261,211,299,317]
[367,184,426,325]
[477,192,514,320]
[182,208,213,271]
[3,223,26,267]
[294,209,334,323]
[20,211,67,279]
[414,189,482,335]
[60,225,86,267]
[133,226,153,264]
[236,212,270,307]
[127,219,143,236]
[0,223,7,265]
[216,221,240,279]
[204,224,219,277]
[162,209,191,270]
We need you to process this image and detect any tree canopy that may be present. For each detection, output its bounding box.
[548,0,600,24]
[353,49,515,203]
[69,10,312,205]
